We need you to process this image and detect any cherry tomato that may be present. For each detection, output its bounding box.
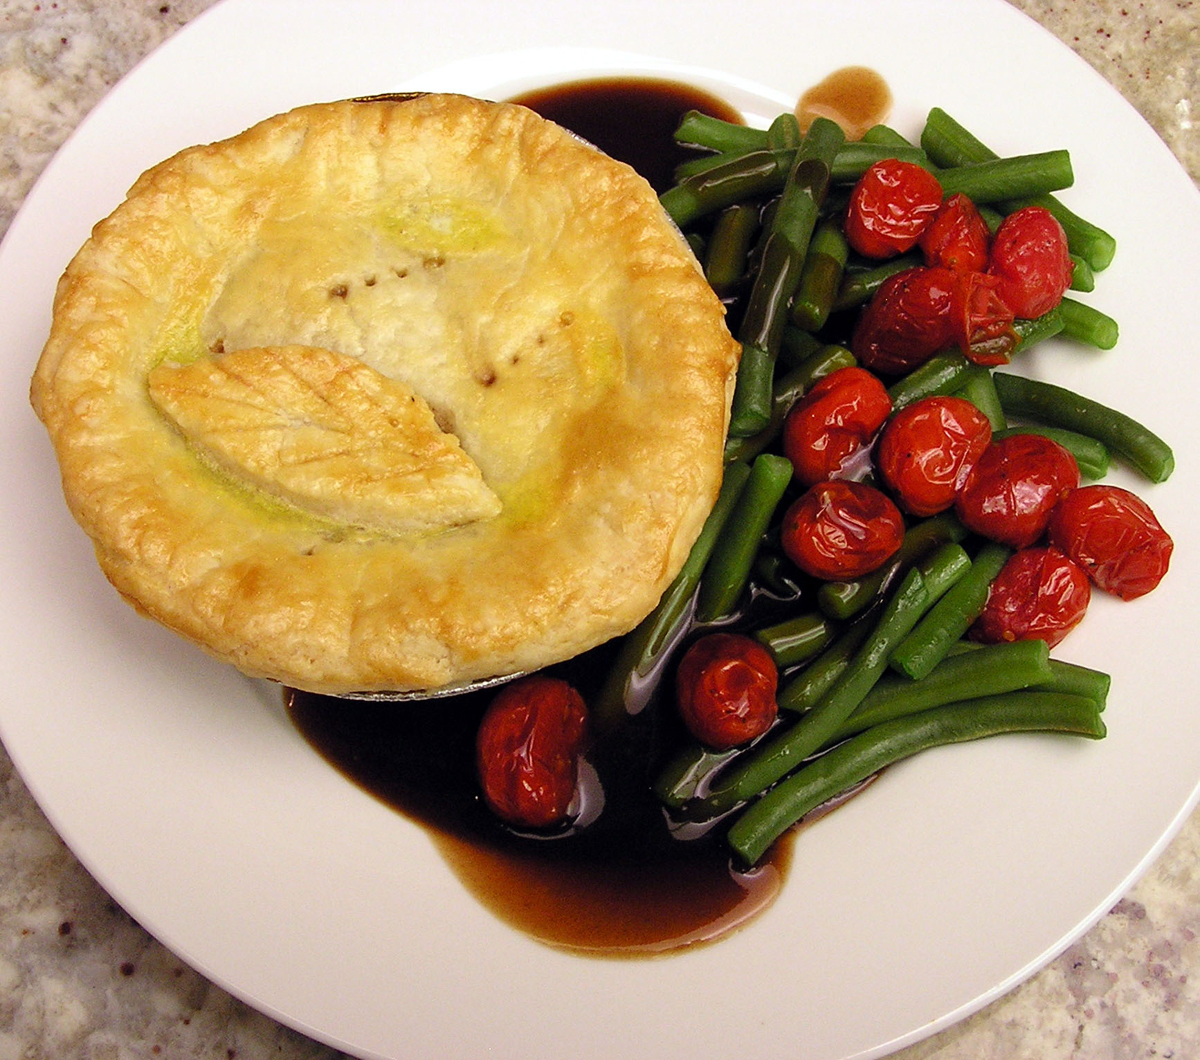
[844,159,944,259]
[919,193,991,271]
[781,480,905,581]
[970,546,1091,648]
[781,366,893,487]
[1047,484,1173,600]
[987,206,1074,319]
[948,269,1018,366]
[875,395,993,517]
[675,633,779,750]
[475,675,588,829]
[955,433,1080,548]
[851,266,955,375]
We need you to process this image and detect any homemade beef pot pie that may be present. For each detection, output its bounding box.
[30,93,740,695]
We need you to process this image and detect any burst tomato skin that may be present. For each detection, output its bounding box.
[919,193,991,271]
[1047,484,1173,600]
[675,633,779,750]
[955,433,1080,548]
[782,366,893,487]
[876,395,993,517]
[987,205,1074,319]
[970,546,1091,648]
[851,266,956,375]
[844,159,944,259]
[781,480,905,581]
[949,269,1018,366]
[475,676,588,829]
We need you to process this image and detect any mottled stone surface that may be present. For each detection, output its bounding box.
[1,1,1197,1058]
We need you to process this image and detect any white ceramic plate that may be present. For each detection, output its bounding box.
[3,1,1199,1058]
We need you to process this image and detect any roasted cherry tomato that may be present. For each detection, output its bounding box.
[844,159,944,259]
[781,480,905,581]
[875,395,993,517]
[1047,484,1173,600]
[475,675,588,829]
[987,205,1073,319]
[919,193,990,272]
[949,269,1018,366]
[955,433,1080,548]
[851,266,955,375]
[970,546,1091,648]
[675,633,779,750]
[781,366,893,487]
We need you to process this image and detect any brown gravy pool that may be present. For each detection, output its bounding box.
[289,73,886,958]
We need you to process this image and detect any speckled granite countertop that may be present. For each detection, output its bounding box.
[1,1,1198,1058]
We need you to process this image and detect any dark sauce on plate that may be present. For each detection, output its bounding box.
[288,74,886,958]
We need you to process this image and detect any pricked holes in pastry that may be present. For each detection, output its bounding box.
[328,284,350,300]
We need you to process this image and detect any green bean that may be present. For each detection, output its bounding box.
[726,691,1106,865]
[1042,659,1111,710]
[955,364,1007,430]
[673,151,737,181]
[767,112,802,150]
[779,324,825,368]
[790,220,849,331]
[992,371,1174,482]
[817,512,968,621]
[654,743,742,809]
[993,426,1110,481]
[889,542,1012,680]
[694,566,932,816]
[704,203,760,295]
[828,142,927,182]
[920,108,1116,270]
[725,344,857,464]
[730,118,845,437]
[778,610,875,714]
[593,461,751,729]
[1013,306,1066,352]
[935,151,1074,204]
[1059,296,1119,350]
[674,110,769,154]
[835,639,1052,741]
[832,255,922,312]
[696,454,794,622]
[754,612,835,668]
[887,349,973,408]
[1069,255,1096,293]
[660,149,793,229]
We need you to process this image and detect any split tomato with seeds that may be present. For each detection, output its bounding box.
[781,479,904,581]
[675,633,779,751]
[955,432,1080,548]
[476,675,589,829]
[876,395,993,517]
[782,366,893,487]
[844,158,943,259]
[1048,484,1173,600]
[971,546,1091,648]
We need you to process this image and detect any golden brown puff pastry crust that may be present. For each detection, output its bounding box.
[30,93,740,694]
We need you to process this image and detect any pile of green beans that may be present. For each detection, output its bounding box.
[608,102,1174,868]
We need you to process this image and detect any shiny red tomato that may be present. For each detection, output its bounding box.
[475,675,588,829]
[919,193,990,271]
[851,266,955,375]
[844,159,944,258]
[1047,484,1173,600]
[781,480,905,581]
[782,366,893,487]
[876,395,993,517]
[987,206,1074,319]
[970,546,1091,647]
[955,433,1080,548]
[949,269,1018,366]
[675,633,778,750]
